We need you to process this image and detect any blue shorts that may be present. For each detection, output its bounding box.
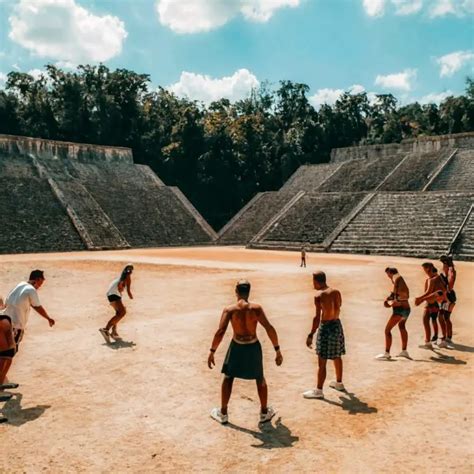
[393,307,410,319]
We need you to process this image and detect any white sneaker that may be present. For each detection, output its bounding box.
[375,352,391,360]
[329,381,345,391]
[438,340,448,348]
[99,328,111,343]
[423,342,433,349]
[303,389,324,399]
[259,406,276,423]
[396,350,410,359]
[210,407,228,424]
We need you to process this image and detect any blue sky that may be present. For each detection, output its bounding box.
[0,0,473,106]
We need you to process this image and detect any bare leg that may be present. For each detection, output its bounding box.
[256,378,268,413]
[0,358,12,386]
[398,319,408,350]
[333,357,343,383]
[385,316,402,353]
[431,316,438,339]
[221,377,234,415]
[423,310,431,343]
[105,301,126,332]
[445,311,453,339]
[438,312,447,339]
[317,356,327,390]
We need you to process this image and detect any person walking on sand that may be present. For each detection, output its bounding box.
[375,267,411,360]
[415,263,447,349]
[0,270,55,386]
[300,246,307,268]
[207,280,283,424]
[304,271,346,399]
[99,264,134,343]
[439,255,457,345]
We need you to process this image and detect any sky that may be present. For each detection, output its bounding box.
[0,0,473,108]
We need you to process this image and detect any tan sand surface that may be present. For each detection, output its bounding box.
[0,247,473,473]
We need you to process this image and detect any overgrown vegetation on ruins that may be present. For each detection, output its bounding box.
[0,65,472,229]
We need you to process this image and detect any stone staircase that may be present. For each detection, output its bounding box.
[217,190,298,244]
[452,207,474,261]
[427,149,474,191]
[257,193,367,248]
[330,192,474,258]
[379,149,453,191]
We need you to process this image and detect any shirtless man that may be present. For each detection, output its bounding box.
[415,263,447,349]
[439,255,457,344]
[304,271,345,399]
[300,247,307,268]
[376,267,410,360]
[207,280,283,424]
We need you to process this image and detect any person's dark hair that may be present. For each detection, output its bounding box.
[313,271,326,285]
[385,267,398,275]
[421,262,434,270]
[439,255,454,267]
[236,280,251,297]
[120,264,134,282]
[29,269,44,281]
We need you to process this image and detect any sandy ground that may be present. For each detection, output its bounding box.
[0,247,472,473]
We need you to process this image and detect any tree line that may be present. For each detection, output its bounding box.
[0,65,472,229]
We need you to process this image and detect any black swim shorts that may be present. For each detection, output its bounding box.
[107,295,122,303]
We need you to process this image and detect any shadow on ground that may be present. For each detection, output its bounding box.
[226,417,299,449]
[1,393,50,426]
[104,339,136,350]
[322,391,378,415]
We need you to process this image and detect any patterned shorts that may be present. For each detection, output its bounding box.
[316,319,346,360]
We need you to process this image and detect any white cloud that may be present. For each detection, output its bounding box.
[168,68,260,104]
[9,0,127,63]
[156,0,300,34]
[429,0,474,17]
[418,91,453,104]
[27,68,45,80]
[374,69,416,91]
[392,0,423,15]
[436,50,474,77]
[0,72,7,88]
[363,0,386,16]
[309,84,368,108]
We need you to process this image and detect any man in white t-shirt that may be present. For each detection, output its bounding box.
[0,270,55,385]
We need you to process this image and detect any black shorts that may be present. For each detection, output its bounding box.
[222,340,264,380]
[107,295,122,303]
[0,329,23,358]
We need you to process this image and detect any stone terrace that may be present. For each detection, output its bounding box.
[258,193,367,249]
[330,192,473,258]
[428,149,474,192]
[318,155,400,192]
[218,190,299,244]
[378,149,453,191]
[281,163,341,192]
[453,209,474,261]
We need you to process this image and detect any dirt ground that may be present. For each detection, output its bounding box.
[0,247,472,473]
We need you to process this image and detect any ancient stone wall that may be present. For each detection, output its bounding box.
[330,132,474,163]
[0,134,133,164]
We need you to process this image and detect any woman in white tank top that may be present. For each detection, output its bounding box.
[99,264,134,343]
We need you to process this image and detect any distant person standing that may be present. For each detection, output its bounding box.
[99,264,134,343]
[439,255,457,345]
[207,280,283,424]
[415,263,447,349]
[300,247,307,268]
[0,270,55,384]
[304,271,346,399]
[375,267,410,360]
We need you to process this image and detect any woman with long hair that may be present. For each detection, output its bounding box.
[99,264,134,343]
[439,255,457,345]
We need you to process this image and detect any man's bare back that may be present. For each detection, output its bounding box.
[425,275,445,304]
[315,288,342,321]
[224,300,262,343]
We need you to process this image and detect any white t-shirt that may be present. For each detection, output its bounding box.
[1,281,41,330]
[106,277,122,297]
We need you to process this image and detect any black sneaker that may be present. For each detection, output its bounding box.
[431,335,438,342]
